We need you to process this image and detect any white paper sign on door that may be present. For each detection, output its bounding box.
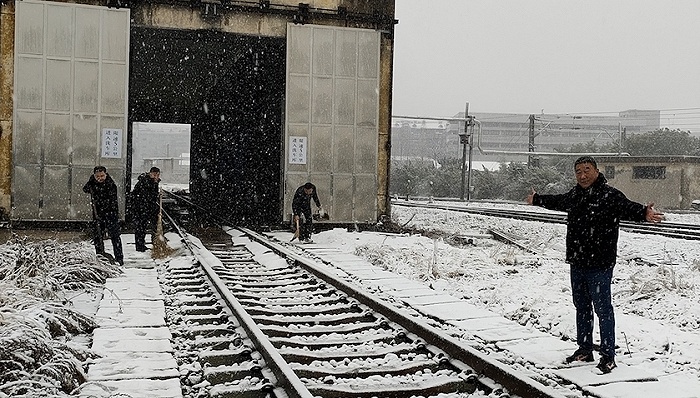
[289,136,307,164]
[101,128,123,158]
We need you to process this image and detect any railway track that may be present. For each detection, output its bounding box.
[393,199,700,240]
[158,193,567,398]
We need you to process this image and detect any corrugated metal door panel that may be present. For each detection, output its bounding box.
[284,24,380,223]
[13,1,129,220]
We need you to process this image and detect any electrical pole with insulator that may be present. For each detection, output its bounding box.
[528,114,537,168]
[460,102,474,201]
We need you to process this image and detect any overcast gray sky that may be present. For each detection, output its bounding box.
[392,0,700,132]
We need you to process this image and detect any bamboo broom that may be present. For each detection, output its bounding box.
[290,215,300,242]
[152,189,176,259]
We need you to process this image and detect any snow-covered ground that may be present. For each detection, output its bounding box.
[2,199,699,397]
[308,201,700,395]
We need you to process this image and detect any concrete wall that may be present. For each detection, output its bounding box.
[131,1,394,34]
[0,2,14,217]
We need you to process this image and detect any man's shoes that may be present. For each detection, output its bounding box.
[136,247,147,252]
[596,355,617,374]
[116,259,124,266]
[565,348,594,363]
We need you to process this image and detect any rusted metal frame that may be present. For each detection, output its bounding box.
[127,0,397,31]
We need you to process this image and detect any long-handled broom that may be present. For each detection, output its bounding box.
[290,215,300,242]
[152,189,176,259]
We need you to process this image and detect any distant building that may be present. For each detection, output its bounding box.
[597,155,700,209]
[391,110,661,163]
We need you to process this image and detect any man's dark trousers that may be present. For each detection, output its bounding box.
[93,215,123,262]
[299,212,313,241]
[570,265,615,358]
[133,216,154,251]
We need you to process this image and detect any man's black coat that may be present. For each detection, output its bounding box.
[533,173,647,269]
[131,173,160,221]
[83,174,119,220]
[292,184,321,217]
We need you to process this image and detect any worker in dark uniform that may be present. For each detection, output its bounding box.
[291,182,323,243]
[131,166,161,252]
[83,166,124,265]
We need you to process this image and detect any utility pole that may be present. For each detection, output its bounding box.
[619,123,625,154]
[459,102,473,201]
[528,114,536,167]
[466,113,474,201]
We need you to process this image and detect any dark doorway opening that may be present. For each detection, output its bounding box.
[129,27,286,226]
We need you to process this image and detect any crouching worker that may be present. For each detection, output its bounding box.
[291,182,324,243]
[83,166,124,265]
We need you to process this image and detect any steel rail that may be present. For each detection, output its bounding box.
[163,220,314,398]
[393,200,700,240]
[162,191,566,397]
[237,226,567,398]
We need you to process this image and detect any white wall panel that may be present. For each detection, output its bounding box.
[46,4,72,57]
[335,30,357,77]
[15,2,43,55]
[12,166,41,218]
[357,79,378,127]
[310,126,332,171]
[333,126,354,173]
[288,25,312,73]
[287,75,310,124]
[333,78,355,125]
[101,63,127,114]
[354,174,378,222]
[43,166,71,218]
[15,57,43,109]
[311,76,332,124]
[14,111,42,164]
[331,175,353,221]
[75,8,100,59]
[73,61,99,113]
[358,30,379,78]
[102,10,129,61]
[312,29,333,75]
[44,113,71,165]
[71,167,95,219]
[356,127,378,174]
[46,59,71,111]
[72,114,98,165]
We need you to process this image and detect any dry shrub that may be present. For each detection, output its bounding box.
[0,235,122,296]
[0,235,122,396]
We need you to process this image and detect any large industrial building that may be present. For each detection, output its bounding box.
[0,0,397,225]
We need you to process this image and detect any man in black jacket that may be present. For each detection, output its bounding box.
[527,156,663,374]
[83,166,124,265]
[291,182,323,243]
[131,167,161,252]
